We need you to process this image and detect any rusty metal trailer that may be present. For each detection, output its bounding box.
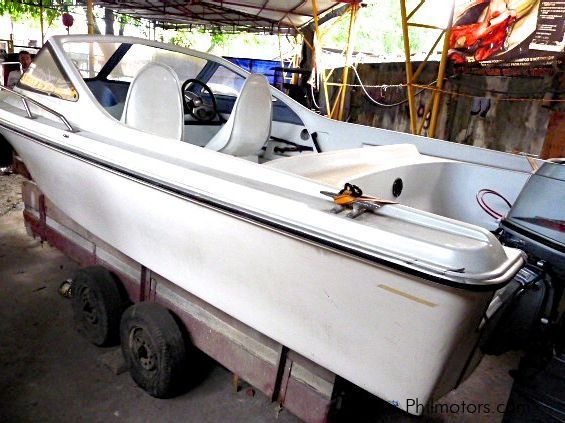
[21,178,341,423]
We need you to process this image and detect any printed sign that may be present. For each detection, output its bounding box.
[449,0,564,66]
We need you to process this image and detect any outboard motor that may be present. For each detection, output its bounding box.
[480,161,565,422]
[500,161,565,283]
[480,264,556,356]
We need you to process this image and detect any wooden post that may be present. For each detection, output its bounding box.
[87,0,95,78]
[39,0,44,45]
[8,32,14,53]
[87,0,95,35]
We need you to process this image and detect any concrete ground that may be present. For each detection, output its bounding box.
[0,174,520,422]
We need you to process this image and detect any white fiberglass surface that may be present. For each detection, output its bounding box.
[8,130,493,410]
[267,145,530,231]
[350,161,530,230]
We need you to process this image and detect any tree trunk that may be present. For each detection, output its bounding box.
[83,7,102,34]
[299,4,349,114]
[299,4,349,85]
[93,19,101,35]
[299,27,315,87]
[104,8,115,35]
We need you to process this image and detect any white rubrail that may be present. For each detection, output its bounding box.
[0,35,536,415]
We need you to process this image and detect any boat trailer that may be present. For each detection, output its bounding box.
[21,178,343,423]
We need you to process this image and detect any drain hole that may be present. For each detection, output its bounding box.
[392,178,403,197]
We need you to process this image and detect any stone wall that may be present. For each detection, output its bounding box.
[335,62,560,155]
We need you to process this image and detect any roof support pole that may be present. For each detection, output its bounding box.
[428,2,454,138]
[87,0,95,78]
[87,0,95,35]
[293,3,349,117]
[417,92,434,135]
[334,2,359,121]
[400,0,418,135]
[311,0,332,117]
[39,0,44,45]
[412,30,444,82]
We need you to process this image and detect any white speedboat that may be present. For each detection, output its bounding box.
[0,35,535,414]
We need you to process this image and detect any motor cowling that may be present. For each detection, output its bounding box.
[481,162,564,356]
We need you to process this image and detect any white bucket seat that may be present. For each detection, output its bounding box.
[205,74,272,159]
[122,63,184,140]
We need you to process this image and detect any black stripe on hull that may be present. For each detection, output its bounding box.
[0,121,514,292]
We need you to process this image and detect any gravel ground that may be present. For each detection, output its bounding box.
[0,172,25,217]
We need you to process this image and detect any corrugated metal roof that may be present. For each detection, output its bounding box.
[96,0,352,34]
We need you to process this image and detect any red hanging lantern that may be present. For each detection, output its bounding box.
[62,12,74,33]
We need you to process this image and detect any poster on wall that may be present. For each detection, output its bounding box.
[449,0,565,66]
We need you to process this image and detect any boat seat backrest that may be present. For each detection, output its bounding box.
[205,74,272,158]
[121,63,184,140]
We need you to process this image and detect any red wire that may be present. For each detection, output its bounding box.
[476,189,513,220]
[479,194,502,219]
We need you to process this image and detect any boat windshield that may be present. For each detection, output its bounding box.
[18,45,78,101]
[63,41,122,79]
[62,41,208,83]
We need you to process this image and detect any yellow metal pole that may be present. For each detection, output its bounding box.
[87,0,95,35]
[312,0,332,117]
[335,2,359,121]
[320,69,333,117]
[408,22,444,30]
[428,2,455,138]
[312,0,320,40]
[417,94,434,135]
[292,54,299,85]
[330,85,344,118]
[400,0,417,134]
[412,30,444,82]
[407,0,426,20]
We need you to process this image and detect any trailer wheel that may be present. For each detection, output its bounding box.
[71,266,123,346]
[120,303,186,398]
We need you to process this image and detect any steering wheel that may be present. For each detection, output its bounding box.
[181,78,219,122]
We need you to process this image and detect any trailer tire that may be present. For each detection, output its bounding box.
[71,266,123,346]
[120,303,186,398]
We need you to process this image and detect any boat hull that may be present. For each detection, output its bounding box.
[5,128,496,414]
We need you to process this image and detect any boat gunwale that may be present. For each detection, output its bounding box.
[0,118,524,292]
